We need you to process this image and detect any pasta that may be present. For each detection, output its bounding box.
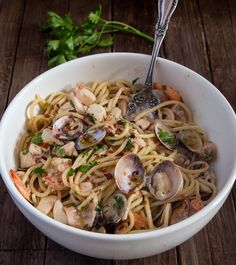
[10,80,217,234]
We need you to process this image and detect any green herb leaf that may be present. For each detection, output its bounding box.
[96,201,104,212]
[68,167,76,176]
[88,5,102,24]
[125,137,134,151]
[158,129,176,145]
[40,5,154,67]
[48,54,67,68]
[113,195,124,210]
[98,37,113,47]
[58,147,66,157]
[119,119,128,126]
[33,168,46,174]
[78,161,97,172]
[32,132,42,144]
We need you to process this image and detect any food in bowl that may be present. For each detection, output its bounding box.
[10,79,218,234]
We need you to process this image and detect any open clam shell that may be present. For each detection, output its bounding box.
[148,160,183,201]
[75,128,106,151]
[103,193,128,224]
[114,154,145,193]
[155,121,178,150]
[52,115,83,140]
[178,130,202,153]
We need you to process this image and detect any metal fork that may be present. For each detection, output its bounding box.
[125,0,178,121]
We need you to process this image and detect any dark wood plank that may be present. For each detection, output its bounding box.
[198,0,236,108]
[164,0,211,80]
[45,249,111,265]
[8,0,68,102]
[112,0,160,55]
[0,0,25,118]
[176,228,213,265]
[0,250,44,265]
[225,0,236,209]
[114,249,177,265]
[0,0,69,251]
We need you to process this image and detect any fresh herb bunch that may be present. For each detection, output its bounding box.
[41,5,154,67]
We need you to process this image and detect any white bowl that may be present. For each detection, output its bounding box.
[0,53,236,260]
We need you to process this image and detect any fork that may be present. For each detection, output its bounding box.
[125,0,178,121]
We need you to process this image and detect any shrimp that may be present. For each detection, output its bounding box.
[153,82,182,101]
[133,212,148,230]
[10,169,31,201]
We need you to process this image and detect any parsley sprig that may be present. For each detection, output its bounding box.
[41,5,154,67]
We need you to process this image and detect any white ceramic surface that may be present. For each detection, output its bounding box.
[0,53,236,260]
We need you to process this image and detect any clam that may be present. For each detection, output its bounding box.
[178,130,202,153]
[147,160,183,201]
[155,121,178,150]
[103,193,128,224]
[52,115,83,140]
[114,154,145,193]
[75,128,106,150]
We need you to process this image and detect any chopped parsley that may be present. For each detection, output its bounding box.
[78,161,97,172]
[125,137,134,151]
[119,119,128,126]
[113,195,124,210]
[108,140,116,145]
[68,168,76,176]
[32,132,42,144]
[33,168,46,174]
[96,201,104,213]
[58,147,66,157]
[158,129,176,145]
[204,150,213,160]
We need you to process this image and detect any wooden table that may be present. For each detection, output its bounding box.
[0,0,235,264]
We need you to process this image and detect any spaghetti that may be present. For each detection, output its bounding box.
[10,80,217,234]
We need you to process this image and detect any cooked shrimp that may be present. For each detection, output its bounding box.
[153,82,182,101]
[10,169,31,201]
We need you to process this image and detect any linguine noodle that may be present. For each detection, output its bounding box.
[11,80,217,234]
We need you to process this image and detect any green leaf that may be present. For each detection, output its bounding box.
[77,45,93,54]
[48,54,67,67]
[32,132,42,144]
[58,147,66,157]
[33,168,46,174]
[86,32,99,45]
[88,5,102,24]
[158,129,176,145]
[113,195,124,210]
[96,201,104,212]
[47,40,60,52]
[98,36,113,47]
[119,119,128,126]
[78,161,97,172]
[125,137,134,151]
[65,36,74,50]
[68,168,76,176]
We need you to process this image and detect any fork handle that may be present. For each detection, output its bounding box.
[144,0,178,90]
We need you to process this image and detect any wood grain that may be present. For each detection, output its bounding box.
[112,0,159,55]
[114,250,177,265]
[45,249,111,265]
[0,0,25,117]
[0,250,44,265]
[0,0,235,264]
